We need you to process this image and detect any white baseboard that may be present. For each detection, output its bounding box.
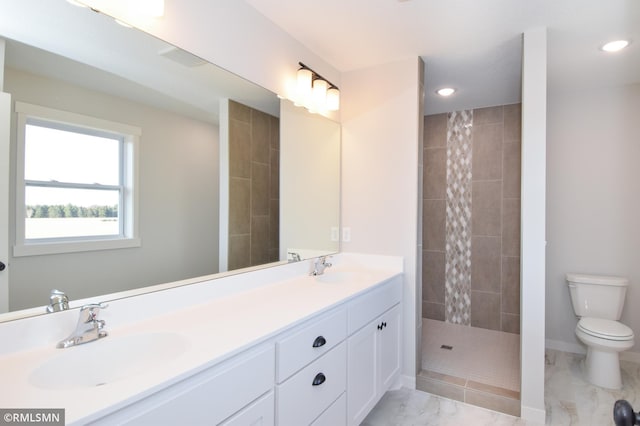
[400,374,416,390]
[545,338,586,355]
[546,338,640,363]
[521,405,546,424]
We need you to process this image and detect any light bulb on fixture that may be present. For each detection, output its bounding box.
[296,68,313,106]
[312,79,329,111]
[326,87,340,111]
[66,0,88,7]
[136,0,165,17]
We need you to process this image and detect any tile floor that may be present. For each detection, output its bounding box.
[363,345,640,425]
[418,319,521,415]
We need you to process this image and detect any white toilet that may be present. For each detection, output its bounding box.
[566,273,635,389]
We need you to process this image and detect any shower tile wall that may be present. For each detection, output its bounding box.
[228,100,280,270]
[422,104,521,334]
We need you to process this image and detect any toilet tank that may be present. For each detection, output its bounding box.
[566,273,629,320]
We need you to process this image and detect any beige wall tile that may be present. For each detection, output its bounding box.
[501,256,520,315]
[424,113,447,148]
[503,103,521,142]
[502,199,521,256]
[502,313,520,334]
[471,290,501,330]
[502,141,521,199]
[251,110,270,164]
[269,199,279,251]
[472,123,503,180]
[474,106,504,125]
[270,148,280,199]
[471,236,501,293]
[416,374,465,402]
[270,115,280,150]
[250,215,270,266]
[229,119,251,178]
[251,162,270,216]
[423,250,445,303]
[472,181,502,236]
[465,389,521,416]
[229,100,250,123]
[229,177,250,234]
[228,234,250,270]
[424,147,447,200]
[423,199,446,251]
[423,301,445,320]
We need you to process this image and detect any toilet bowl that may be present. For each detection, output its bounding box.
[575,317,634,389]
[566,273,635,390]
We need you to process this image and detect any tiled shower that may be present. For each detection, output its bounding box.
[420,104,522,415]
[422,104,521,333]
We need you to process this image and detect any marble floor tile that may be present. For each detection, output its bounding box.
[365,348,640,425]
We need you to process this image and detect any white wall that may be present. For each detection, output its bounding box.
[546,83,640,354]
[341,58,423,384]
[6,68,219,310]
[280,100,340,258]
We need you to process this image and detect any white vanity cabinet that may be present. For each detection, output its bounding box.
[346,279,402,426]
[88,344,275,426]
[76,273,402,426]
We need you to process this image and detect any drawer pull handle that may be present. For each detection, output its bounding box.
[312,372,326,386]
[312,336,327,348]
[383,322,387,328]
[377,324,383,330]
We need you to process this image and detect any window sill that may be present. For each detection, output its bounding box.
[13,238,141,257]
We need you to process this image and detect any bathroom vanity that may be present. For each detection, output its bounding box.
[0,254,402,425]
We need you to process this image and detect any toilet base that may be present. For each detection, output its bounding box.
[584,348,622,389]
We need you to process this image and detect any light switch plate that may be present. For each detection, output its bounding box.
[342,227,351,242]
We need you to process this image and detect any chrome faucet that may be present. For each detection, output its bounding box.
[289,252,302,262]
[46,289,69,313]
[310,256,332,276]
[57,302,108,349]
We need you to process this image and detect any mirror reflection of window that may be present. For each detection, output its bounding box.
[24,121,123,240]
[14,102,141,257]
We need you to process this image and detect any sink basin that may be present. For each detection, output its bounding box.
[29,332,188,390]
[315,271,370,284]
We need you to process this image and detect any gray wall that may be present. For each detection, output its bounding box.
[546,83,640,352]
[6,67,220,310]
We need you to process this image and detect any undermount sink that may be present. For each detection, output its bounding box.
[315,270,370,284]
[29,332,188,390]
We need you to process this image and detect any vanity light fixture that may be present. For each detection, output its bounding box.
[295,62,340,112]
[436,87,456,97]
[601,39,630,52]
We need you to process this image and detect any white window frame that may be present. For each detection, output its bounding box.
[13,102,141,257]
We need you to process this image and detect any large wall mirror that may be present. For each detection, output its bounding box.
[0,0,340,321]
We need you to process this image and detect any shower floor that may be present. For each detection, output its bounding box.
[418,318,521,416]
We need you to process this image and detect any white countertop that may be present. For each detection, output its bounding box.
[0,256,402,424]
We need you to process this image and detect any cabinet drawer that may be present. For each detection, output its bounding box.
[348,277,401,335]
[276,307,347,383]
[276,341,346,426]
[220,391,274,426]
[311,393,346,426]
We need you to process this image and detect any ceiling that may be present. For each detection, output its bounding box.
[245,0,640,114]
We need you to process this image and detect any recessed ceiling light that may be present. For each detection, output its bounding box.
[601,40,630,52]
[436,87,456,97]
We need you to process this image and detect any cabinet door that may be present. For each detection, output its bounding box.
[346,322,377,426]
[378,304,401,391]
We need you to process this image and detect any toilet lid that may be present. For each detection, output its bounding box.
[578,317,634,341]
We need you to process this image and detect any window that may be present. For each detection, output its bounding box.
[14,102,141,256]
